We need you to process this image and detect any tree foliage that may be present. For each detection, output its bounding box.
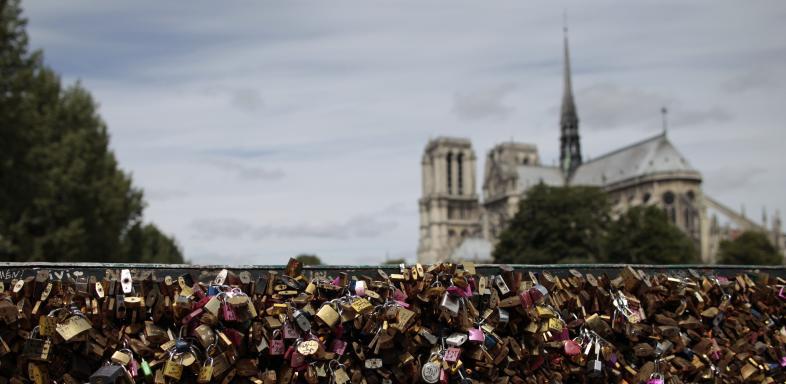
[0,0,182,263]
[493,183,610,264]
[718,231,781,265]
[295,254,322,266]
[383,258,407,265]
[605,206,697,264]
[493,184,701,264]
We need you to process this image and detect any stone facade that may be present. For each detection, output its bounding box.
[417,138,482,265]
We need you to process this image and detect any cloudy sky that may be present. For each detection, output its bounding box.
[22,1,786,265]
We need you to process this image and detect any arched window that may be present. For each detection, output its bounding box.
[457,153,464,195]
[662,191,675,205]
[446,153,452,194]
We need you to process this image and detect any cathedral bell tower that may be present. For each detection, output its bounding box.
[417,137,482,264]
[559,24,582,177]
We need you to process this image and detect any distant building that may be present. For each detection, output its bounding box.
[417,28,784,264]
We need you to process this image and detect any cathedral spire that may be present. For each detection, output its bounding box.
[559,17,582,177]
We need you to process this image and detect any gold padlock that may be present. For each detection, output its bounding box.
[316,302,340,327]
[163,354,184,380]
[110,349,132,365]
[197,356,214,383]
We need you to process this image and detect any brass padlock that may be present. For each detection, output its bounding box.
[316,302,340,327]
[163,353,184,380]
[197,356,214,383]
[110,349,132,366]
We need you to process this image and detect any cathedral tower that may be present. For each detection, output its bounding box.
[559,25,582,176]
[417,137,482,263]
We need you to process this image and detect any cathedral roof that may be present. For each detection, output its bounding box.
[516,165,565,190]
[569,133,701,187]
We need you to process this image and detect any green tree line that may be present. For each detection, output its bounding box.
[0,0,183,263]
[494,183,781,265]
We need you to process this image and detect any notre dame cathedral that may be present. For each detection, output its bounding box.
[417,29,784,265]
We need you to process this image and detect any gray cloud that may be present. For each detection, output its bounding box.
[190,218,252,240]
[576,83,732,130]
[210,160,284,181]
[704,166,767,193]
[145,188,188,201]
[452,83,516,121]
[191,214,397,241]
[721,69,780,93]
[230,88,263,112]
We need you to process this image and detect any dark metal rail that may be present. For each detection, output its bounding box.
[1,262,784,284]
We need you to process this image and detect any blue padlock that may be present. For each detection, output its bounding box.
[484,334,496,349]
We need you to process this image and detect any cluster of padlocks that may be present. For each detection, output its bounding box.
[1,260,786,383]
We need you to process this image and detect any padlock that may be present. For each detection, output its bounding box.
[316,302,340,327]
[140,359,153,380]
[495,275,510,295]
[22,326,52,362]
[331,339,347,355]
[647,373,665,384]
[89,365,125,384]
[421,360,441,384]
[283,320,299,339]
[197,356,214,383]
[333,365,351,384]
[110,349,132,366]
[194,324,216,348]
[441,293,460,316]
[444,347,461,362]
[365,358,383,368]
[269,330,285,356]
[163,353,184,380]
[221,298,237,322]
[293,309,312,332]
[468,327,485,343]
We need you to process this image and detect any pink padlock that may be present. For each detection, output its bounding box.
[283,321,299,339]
[393,288,408,302]
[444,347,461,362]
[647,373,664,384]
[354,280,366,297]
[780,356,786,367]
[779,287,786,300]
[331,339,347,355]
[269,330,285,356]
[468,327,485,343]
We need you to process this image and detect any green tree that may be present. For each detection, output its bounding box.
[605,206,698,264]
[122,223,184,264]
[493,183,610,264]
[295,254,322,266]
[718,231,781,265]
[383,258,407,265]
[0,0,182,263]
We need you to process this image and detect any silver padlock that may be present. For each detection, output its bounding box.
[445,332,468,346]
[293,310,311,332]
[497,308,510,324]
[494,275,510,295]
[440,293,460,316]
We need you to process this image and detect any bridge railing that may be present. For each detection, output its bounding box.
[1,262,785,283]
